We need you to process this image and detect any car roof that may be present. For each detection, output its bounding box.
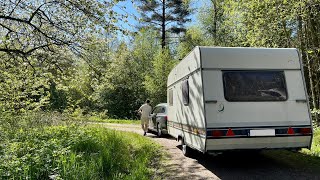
[155,103,168,107]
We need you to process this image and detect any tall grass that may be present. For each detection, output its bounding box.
[0,112,161,179]
[87,116,141,124]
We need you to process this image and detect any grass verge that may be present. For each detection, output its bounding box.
[301,128,320,157]
[0,112,161,180]
[263,128,320,171]
[73,115,141,125]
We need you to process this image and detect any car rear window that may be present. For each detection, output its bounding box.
[158,107,166,113]
[223,71,287,101]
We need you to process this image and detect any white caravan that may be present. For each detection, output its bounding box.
[167,47,313,156]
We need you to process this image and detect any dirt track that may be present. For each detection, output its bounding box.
[102,123,320,180]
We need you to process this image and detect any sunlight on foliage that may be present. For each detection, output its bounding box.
[301,128,320,157]
[145,49,178,105]
[0,112,161,180]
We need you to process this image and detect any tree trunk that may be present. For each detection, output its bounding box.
[308,5,320,49]
[212,0,217,42]
[308,3,320,114]
[298,7,318,126]
[306,52,317,109]
[306,52,319,126]
[161,0,166,49]
[307,3,320,126]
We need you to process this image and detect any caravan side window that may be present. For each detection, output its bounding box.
[182,79,189,106]
[168,89,173,106]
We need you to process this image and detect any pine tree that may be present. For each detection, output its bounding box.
[136,0,192,49]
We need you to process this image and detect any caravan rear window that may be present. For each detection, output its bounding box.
[223,71,287,101]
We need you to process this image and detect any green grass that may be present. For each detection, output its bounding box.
[81,116,141,124]
[263,150,320,172]
[301,128,320,157]
[0,112,161,180]
[263,128,320,171]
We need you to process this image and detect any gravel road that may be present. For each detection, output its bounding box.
[101,123,320,180]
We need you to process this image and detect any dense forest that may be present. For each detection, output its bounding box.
[0,0,320,121]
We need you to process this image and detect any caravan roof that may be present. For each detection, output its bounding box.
[168,47,300,87]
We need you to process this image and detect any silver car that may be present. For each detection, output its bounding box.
[148,103,168,137]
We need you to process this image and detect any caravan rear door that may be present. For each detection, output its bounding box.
[203,68,312,150]
[203,69,312,132]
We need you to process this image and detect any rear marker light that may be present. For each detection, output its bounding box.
[212,130,223,137]
[287,127,295,135]
[226,128,235,136]
[300,128,311,135]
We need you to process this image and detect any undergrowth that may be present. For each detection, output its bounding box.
[0,111,161,179]
[301,128,320,157]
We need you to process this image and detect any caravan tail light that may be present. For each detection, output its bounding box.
[212,130,223,137]
[164,116,168,121]
[208,127,312,138]
[226,128,235,136]
[276,127,312,135]
[287,127,295,135]
[208,128,236,137]
[299,128,311,135]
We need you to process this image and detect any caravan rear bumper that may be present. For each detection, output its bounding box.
[206,135,311,151]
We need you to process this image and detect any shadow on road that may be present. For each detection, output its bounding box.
[148,134,175,140]
[145,132,320,180]
[182,149,320,180]
[103,124,319,180]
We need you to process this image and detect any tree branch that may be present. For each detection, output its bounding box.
[145,19,162,26]
[28,2,51,22]
[165,21,174,26]
[0,43,64,57]
[64,0,100,21]
[0,23,14,33]
[0,48,25,55]
[8,0,22,16]
[0,15,72,45]
[138,1,162,18]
